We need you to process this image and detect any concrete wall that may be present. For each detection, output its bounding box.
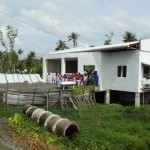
[78,52,101,76]
[140,39,150,51]
[139,39,150,92]
[43,52,102,84]
[101,50,140,92]
[43,50,141,92]
[44,39,150,93]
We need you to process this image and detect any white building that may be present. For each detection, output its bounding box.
[43,39,150,107]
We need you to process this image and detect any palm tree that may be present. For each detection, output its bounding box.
[55,40,69,51]
[17,49,23,60]
[122,31,137,43]
[29,51,35,58]
[68,32,80,47]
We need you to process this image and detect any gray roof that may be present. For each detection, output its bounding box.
[48,41,139,55]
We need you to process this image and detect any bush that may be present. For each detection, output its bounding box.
[87,77,94,85]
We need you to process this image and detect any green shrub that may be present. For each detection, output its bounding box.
[1,101,150,150]
[87,77,94,85]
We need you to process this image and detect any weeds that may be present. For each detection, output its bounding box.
[1,100,150,150]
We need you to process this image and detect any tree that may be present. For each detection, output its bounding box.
[68,32,80,47]
[17,49,23,60]
[11,50,18,73]
[122,31,137,43]
[0,51,4,72]
[0,25,18,72]
[104,32,114,45]
[29,51,35,58]
[55,40,69,51]
[26,51,36,73]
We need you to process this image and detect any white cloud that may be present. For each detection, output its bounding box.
[0,0,150,56]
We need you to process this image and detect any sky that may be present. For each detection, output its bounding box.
[0,0,150,58]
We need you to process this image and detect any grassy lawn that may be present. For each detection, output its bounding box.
[0,101,150,150]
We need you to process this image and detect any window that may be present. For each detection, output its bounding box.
[143,65,150,79]
[83,65,95,73]
[117,66,127,77]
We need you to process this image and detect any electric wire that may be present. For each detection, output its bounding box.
[0,10,66,40]
[0,9,90,46]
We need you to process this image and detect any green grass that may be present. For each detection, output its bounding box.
[1,101,150,150]
[49,105,150,150]
[0,142,12,150]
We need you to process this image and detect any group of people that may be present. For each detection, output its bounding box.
[47,71,89,88]
[57,72,88,85]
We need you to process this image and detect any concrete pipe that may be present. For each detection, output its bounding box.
[45,115,61,129]
[22,105,80,138]
[26,106,38,117]
[31,108,46,122]
[39,111,53,125]
[22,104,32,114]
[52,118,80,137]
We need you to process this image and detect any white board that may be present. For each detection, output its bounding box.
[6,74,15,83]
[0,74,43,84]
[0,73,7,83]
[29,74,39,83]
[17,74,25,82]
[13,74,20,83]
[23,74,32,83]
[35,74,44,82]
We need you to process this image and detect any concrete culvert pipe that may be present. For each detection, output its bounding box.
[53,118,80,138]
[46,115,61,130]
[31,108,46,122]
[22,104,32,113]
[26,106,38,117]
[22,105,80,138]
[39,111,53,125]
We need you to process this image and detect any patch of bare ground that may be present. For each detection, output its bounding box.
[0,83,62,150]
[0,117,24,150]
[0,117,61,150]
[9,128,61,150]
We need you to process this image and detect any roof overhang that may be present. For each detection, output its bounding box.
[48,41,139,55]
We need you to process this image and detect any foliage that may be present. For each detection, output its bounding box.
[1,98,150,149]
[70,85,94,96]
[122,31,138,43]
[0,25,18,73]
[68,32,80,47]
[87,77,94,85]
[104,32,114,45]
[48,105,150,150]
[0,25,42,74]
[55,39,69,51]
[17,49,23,60]
[84,65,95,75]
[9,113,24,128]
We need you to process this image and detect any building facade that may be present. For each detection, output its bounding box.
[43,39,150,107]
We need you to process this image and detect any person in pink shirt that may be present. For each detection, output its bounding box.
[56,72,59,82]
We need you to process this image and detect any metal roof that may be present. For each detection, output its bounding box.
[48,41,139,55]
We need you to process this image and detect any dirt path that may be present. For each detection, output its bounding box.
[0,118,24,150]
[0,83,59,150]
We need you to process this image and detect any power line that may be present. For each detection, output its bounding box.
[0,10,91,46]
[0,10,64,39]
[0,9,99,47]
